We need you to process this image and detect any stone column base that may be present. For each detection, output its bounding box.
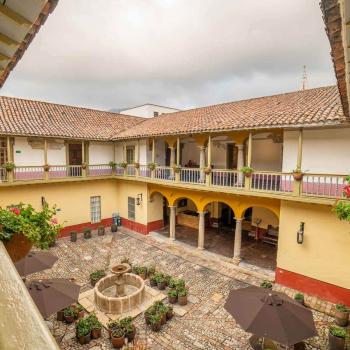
[231,257,241,265]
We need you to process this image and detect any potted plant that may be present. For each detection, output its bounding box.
[83,227,91,239]
[260,280,273,289]
[149,313,162,332]
[176,278,185,290]
[97,225,105,236]
[111,327,126,348]
[240,166,254,177]
[109,161,117,169]
[168,278,177,290]
[76,317,91,345]
[335,304,349,327]
[203,166,212,175]
[111,223,118,233]
[64,306,76,324]
[292,168,303,181]
[120,316,136,342]
[133,162,140,169]
[156,274,166,290]
[172,165,181,173]
[150,274,157,287]
[136,266,147,280]
[294,292,305,306]
[75,304,85,319]
[70,230,77,242]
[147,264,156,278]
[0,203,61,262]
[118,161,128,169]
[90,270,106,286]
[164,274,172,286]
[81,162,87,170]
[107,320,119,338]
[329,326,346,350]
[87,313,102,339]
[178,288,188,306]
[166,305,174,320]
[144,306,155,325]
[43,164,51,172]
[168,289,178,304]
[3,162,15,172]
[147,162,157,171]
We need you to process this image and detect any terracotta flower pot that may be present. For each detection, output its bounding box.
[160,313,166,325]
[4,233,33,263]
[293,172,303,181]
[139,273,147,280]
[111,335,125,348]
[178,295,188,306]
[168,295,178,304]
[150,321,161,332]
[166,309,174,320]
[335,310,349,327]
[244,172,252,178]
[78,334,91,345]
[125,325,136,342]
[157,281,166,290]
[91,328,102,339]
[77,310,84,319]
[329,333,345,350]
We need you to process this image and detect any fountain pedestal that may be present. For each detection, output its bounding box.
[110,263,131,297]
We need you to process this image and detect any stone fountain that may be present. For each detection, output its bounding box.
[94,263,145,314]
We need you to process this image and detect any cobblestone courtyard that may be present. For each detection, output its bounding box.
[33,228,347,350]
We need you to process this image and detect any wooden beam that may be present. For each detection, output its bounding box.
[0,32,19,46]
[0,52,10,61]
[0,5,32,26]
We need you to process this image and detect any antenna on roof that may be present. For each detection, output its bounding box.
[301,65,308,91]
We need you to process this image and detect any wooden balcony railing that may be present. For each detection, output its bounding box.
[1,164,348,201]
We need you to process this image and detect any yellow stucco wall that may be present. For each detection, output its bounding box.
[0,180,119,227]
[277,201,350,289]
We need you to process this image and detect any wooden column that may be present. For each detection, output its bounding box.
[245,132,252,190]
[82,141,86,177]
[206,135,212,186]
[151,138,155,179]
[6,136,13,182]
[44,139,49,180]
[176,136,180,166]
[293,129,303,195]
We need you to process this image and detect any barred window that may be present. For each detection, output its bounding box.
[128,197,135,221]
[0,138,7,165]
[90,196,101,223]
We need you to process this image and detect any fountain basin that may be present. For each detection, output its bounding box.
[94,273,145,314]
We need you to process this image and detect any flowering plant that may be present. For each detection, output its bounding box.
[0,203,62,249]
[333,176,350,222]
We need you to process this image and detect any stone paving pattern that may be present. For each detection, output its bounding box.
[32,228,350,349]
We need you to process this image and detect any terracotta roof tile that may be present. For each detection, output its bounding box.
[0,96,144,140]
[115,86,347,139]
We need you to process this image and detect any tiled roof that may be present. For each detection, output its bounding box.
[0,96,144,140]
[320,0,349,117]
[115,86,347,139]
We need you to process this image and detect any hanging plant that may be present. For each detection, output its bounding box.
[292,168,303,181]
[2,162,15,172]
[43,164,51,172]
[133,162,140,169]
[81,162,87,170]
[240,166,254,177]
[147,163,157,171]
[204,166,212,175]
[118,162,128,169]
[108,161,116,169]
[172,165,181,173]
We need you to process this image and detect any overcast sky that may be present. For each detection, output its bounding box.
[1,0,335,111]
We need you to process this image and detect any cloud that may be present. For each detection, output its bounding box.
[1,0,336,111]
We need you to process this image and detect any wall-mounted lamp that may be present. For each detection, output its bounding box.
[136,193,143,206]
[297,222,305,244]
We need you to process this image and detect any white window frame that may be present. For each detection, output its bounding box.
[90,196,101,223]
[126,146,135,164]
[128,197,136,221]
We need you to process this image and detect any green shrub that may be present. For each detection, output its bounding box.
[90,270,105,284]
[168,289,178,297]
[177,288,188,297]
[76,317,91,337]
[260,280,273,289]
[330,326,347,338]
[336,303,349,312]
[64,306,76,318]
[294,293,304,301]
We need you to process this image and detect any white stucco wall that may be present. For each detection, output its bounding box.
[14,137,44,166]
[250,136,282,171]
[89,142,114,165]
[120,104,179,118]
[283,128,350,174]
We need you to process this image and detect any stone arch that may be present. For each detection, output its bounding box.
[149,189,171,205]
[173,196,198,211]
[236,203,280,221]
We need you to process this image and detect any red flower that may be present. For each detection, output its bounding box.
[51,218,58,225]
[9,207,20,216]
[343,185,350,198]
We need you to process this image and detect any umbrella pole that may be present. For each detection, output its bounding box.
[261,337,265,350]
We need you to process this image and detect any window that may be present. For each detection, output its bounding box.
[126,146,135,164]
[0,138,7,165]
[90,196,101,223]
[128,197,136,221]
[153,111,159,117]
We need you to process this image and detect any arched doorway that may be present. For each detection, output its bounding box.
[240,206,279,271]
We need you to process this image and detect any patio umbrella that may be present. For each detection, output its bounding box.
[224,286,317,347]
[15,251,58,276]
[26,278,80,318]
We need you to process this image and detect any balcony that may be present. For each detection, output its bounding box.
[0,163,347,204]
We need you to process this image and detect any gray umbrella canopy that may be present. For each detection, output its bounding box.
[26,278,80,318]
[224,286,317,346]
[15,251,58,276]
